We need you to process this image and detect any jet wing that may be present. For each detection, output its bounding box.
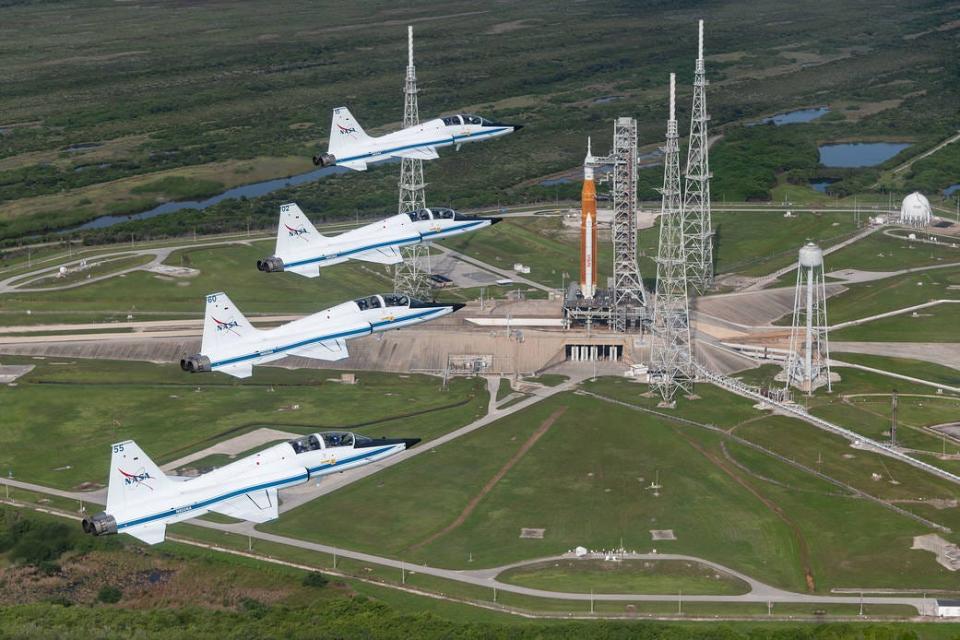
[354,246,404,265]
[219,363,253,379]
[127,523,167,545]
[208,488,279,524]
[392,146,439,161]
[288,339,349,361]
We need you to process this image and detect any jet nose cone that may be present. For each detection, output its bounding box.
[403,438,421,449]
[487,217,503,226]
[451,303,466,312]
[512,124,524,131]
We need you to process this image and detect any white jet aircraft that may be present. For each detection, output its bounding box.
[256,203,500,277]
[82,432,418,544]
[180,291,463,378]
[312,107,521,171]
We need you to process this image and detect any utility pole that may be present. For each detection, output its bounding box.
[891,389,898,446]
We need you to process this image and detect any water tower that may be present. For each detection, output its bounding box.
[784,242,831,394]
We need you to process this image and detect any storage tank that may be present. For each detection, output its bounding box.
[900,192,932,228]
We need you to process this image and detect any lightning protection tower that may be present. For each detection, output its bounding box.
[682,19,714,294]
[611,116,647,332]
[394,26,430,299]
[784,242,831,395]
[650,74,692,403]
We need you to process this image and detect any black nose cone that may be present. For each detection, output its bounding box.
[452,303,466,312]
[487,217,503,225]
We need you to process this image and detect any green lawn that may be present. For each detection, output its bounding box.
[265,388,960,593]
[0,241,398,325]
[522,374,569,387]
[825,232,960,273]
[713,211,858,277]
[831,353,960,388]
[0,357,487,489]
[498,559,750,595]
[829,267,960,321]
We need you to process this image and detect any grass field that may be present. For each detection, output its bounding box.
[713,211,858,277]
[826,265,960,323]
[498,559,750,595]
[0,356,487,489]
[831,353,960,387]
[825,232,960,273]
[265,387,960,593]
[0,240,395,324]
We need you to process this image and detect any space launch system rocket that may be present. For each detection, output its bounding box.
[579,138,598,298]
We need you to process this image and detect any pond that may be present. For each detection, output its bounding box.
[944,184,960,198]
[540,177,572,186]
[818,142,911,168]
[755,107,829,126]
[592,96,622,104]
[66,164,350,232]
[809,179,838,193]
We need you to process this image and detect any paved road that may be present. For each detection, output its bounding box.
[891,131,960,175]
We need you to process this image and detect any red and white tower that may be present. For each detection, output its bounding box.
[579,138,598,298]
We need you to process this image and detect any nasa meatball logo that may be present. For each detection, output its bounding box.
[285,224,309,239]
[213,317,241,335]
[337,124,358,135]
[118,468,154,490]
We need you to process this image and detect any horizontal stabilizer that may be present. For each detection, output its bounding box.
[127,523,167,545]
[208,488,279,524]
[355,246,403,265]
[219,362,253,379]
[288,339,349,361]
[392,146,439,161]
[288,264,321,278]
[339,159,368,172]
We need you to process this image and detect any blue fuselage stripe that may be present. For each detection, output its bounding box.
[117,445,398,531]
[211,307,443,369]
[284,220,483,268]
[337,128,508,164]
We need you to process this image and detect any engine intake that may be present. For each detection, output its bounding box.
[180,354,212,373]
[312,153,336,167]
[81,512,117,537]
[257,256,285,273]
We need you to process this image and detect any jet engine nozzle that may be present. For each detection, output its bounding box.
[180,354,212,373]
[81,512,117,537]
[312,153,336,167]
[257,256,285,273]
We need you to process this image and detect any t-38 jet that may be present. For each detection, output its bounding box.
[82,432,418,544]
[312,106,521,171]
[180,291,462,378]
[257,202,500,277]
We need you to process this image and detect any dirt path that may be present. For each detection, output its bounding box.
[410,406,568,551]
[674,429,817,593]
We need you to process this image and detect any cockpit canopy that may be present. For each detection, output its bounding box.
[441,114,493,127]
[289,431,366,453]
[406,207,456,222]
[353,294,419,310]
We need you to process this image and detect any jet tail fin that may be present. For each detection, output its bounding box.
[276,203,327,258]
[328,107,372,157]
[201,292,259,355]
[106,440,172,513]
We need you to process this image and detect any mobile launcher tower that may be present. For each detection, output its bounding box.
[563,120,647,332]
[783,242,831,394]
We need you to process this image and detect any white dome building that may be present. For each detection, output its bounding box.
[900,192,932,227]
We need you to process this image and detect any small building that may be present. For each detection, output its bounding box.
[936,599,960,618]
[900,192,932,227]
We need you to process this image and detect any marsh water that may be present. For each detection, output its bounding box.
[818,142,911,168]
